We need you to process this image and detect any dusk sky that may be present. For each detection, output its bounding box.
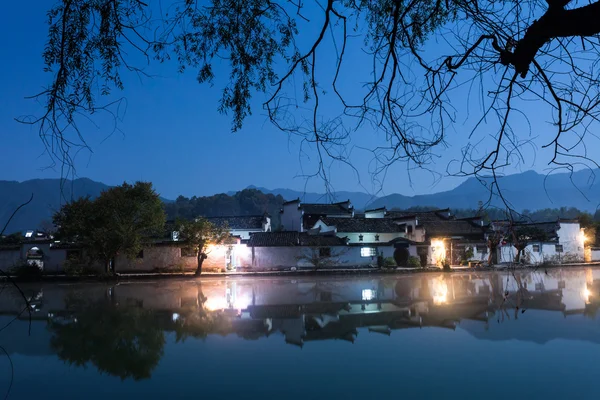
[1,1,594,200]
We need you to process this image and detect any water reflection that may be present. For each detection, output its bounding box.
[2,268,600,382]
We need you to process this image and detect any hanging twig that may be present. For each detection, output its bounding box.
[0,193,34,236]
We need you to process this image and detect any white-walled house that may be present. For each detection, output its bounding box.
[280,199,354,232]
[496,220,585,264]
[206,215,271,240]
[244,231,389,268]
[311,217,407,244]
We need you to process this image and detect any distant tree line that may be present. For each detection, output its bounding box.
[164,189,285,227]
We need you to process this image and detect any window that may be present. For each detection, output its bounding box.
[319,247,332,258]
[555,244,563,253]
[359,234,364,242]
[375,234,380,241]
[476,246,488,254]
[136,250,144,259]
[532,244,540,253]
[362,289,376,301]
[361,247,376,257]
[181,247,196,257]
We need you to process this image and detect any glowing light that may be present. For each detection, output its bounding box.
[582,288,592,304]
[362,289,376,301]
[204,296,228,311]
[432,277,449,305]
[431,239,447,266]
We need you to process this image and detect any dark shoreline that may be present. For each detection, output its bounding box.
[2,262,599,283]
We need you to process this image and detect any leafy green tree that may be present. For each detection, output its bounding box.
[176,217,230,276]
[54,182,165,274]
[47,297,165,381]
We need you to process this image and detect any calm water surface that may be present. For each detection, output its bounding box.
[1,268,600,399]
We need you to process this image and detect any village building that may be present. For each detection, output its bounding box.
[492,219,585,264]
[280,199,354,232]
[205,214,271,240]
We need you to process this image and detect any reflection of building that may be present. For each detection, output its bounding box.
[3,269,600,354]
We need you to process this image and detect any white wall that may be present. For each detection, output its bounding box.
[280,202,303,232]
[0,248,21,272]
[499,242,584,264]
[365,210,386,218]
[338,232,405,244]
[241,245,384,269]
[589,248,600,262]
[312,220,336,233]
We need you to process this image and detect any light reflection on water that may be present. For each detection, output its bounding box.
[1,268,600,399]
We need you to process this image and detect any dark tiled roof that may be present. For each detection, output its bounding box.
[424,220,487,238]
[206,215,266,230]
[386,209,452,222]
[493,221,560,239]
[319,217,404,233]
[364,207,387,213]
[301,201,353,216]
[247,232,347,247]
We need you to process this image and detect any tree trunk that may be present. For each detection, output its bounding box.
[104,259,111,275]
[195,253,207,276]
[514,246,525,263]
[487,245,498,265]
[502,1,600,77]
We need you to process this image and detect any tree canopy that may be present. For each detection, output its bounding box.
[175,217,230,275]
[48,295,165,380]
[28,0,600,200]
[53,181,165,273]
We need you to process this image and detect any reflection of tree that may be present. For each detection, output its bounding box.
[47,296,165,381]
[172,284,233,341]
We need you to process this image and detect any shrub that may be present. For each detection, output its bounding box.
[383,257,397,268]
[10,262,43,278]
[442,262,451,272]
[407,256,421,269]
[63,259,98,276]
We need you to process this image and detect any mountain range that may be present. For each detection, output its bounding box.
[3,169,600,234]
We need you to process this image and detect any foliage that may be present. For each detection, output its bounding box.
[462,247,475,262]
[47,297,165,381]
[0,232,23,245]
[63,259,98,277]
[30,0,600,196]
[407,256,421,269]
[384,257,397,268]
[176,217,230,275]
[9,263,43,278]
[53,182,165,274]
[165,189,283,228]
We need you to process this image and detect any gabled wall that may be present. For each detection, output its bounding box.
[281,202,303,232]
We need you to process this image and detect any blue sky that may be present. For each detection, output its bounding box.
[0,1,592,200]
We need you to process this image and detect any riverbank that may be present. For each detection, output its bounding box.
[3,261,600,283]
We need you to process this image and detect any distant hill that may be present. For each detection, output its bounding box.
[233,185,379,210]
[0,178,111,234]
[5,169,600,234]
[369,169,600,212]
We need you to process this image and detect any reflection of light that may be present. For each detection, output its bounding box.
[232,295,252,311]
[582,288,592,304]
[204,296,228,311]
[431,239,446,266]
[362,289,376,301]
[432,278,449,305]
[172,313,180,322]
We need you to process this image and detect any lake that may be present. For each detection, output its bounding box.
[1,268,600,399]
